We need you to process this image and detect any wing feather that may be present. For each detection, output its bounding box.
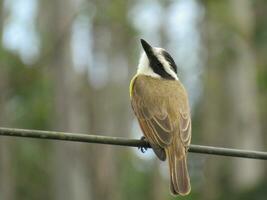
[179,110,191,148]
[131,95,173,147]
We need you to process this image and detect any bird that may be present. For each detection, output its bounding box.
[130,39,191,196]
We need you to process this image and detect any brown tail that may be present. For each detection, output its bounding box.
[166,144,191,196]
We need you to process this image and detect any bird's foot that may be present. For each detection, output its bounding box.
[138,136,148,153]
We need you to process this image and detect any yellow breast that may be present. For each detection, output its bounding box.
[129,74,138,98]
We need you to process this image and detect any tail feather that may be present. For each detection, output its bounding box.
[167,145,191,196]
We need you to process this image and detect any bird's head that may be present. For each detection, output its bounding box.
[137,39,178,80]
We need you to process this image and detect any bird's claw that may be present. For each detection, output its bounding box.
[138,136,148,153]
[138,146,147,153]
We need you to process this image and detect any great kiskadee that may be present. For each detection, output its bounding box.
[130,39,191,196]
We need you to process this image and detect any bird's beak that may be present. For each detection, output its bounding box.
[140,39,153,58]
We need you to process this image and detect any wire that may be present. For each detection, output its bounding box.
[0,127,266,160]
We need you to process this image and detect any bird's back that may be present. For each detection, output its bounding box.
[131,75,190,118]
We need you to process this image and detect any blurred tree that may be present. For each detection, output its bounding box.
[86,0,136,199]
[0,0,267,199]
[37,0,92,199]
[0,14,15,199]
[199,0,264,199]
[254,0,267,154]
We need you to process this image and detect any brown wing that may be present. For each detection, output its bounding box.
[179,109,191,149]
[131,92,174,148]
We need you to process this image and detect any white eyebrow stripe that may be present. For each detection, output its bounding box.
[155,52,178,80]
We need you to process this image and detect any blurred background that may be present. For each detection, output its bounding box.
[0,0,267,199]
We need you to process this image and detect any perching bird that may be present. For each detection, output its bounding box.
[130,39,191,196]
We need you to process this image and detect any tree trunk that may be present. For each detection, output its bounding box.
[0,1,15,199]
[200,0,263,198]
[38,0,92,199]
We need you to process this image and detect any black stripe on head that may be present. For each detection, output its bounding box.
[149,54,175,80]
[162,51,177,73]
[140,39,175,80]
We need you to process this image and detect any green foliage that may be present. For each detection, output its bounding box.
[1,50,54,199]
[119,153,154,200]
[1,54,53,129]
[13,140,52,200]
